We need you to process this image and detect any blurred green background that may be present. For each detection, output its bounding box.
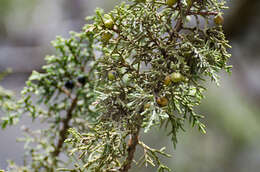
[0,0,260,171]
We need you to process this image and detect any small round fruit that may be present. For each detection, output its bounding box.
[166,0,177,7]
[183,77,189,82]
[185,16,191,23]
[65,80,75,89]
[187,0,192,7]
[104,19,114,30]
[170,72,183,83]
[101,32,113,42]
[164,75,172,86]
[144,103,151,109]
[214,15,224,25]
[77,75,87,85]
[108,71,116,81]
[156,97,168,107]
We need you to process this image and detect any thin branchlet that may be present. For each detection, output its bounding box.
[52,96,78,158]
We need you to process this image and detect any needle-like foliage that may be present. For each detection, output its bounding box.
[1,0,231,171]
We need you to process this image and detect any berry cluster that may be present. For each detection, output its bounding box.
[64,75,87,90]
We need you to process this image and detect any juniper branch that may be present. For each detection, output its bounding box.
[52,96,78,158]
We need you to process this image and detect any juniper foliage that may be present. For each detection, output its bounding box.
[1,0,231,171]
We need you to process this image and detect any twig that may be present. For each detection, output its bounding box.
[119,127,141,172]
[187,11,218,16]
[170,0,195,40]
[52,96,78,157]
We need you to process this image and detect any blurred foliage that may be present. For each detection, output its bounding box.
[0,0,37,36]
[0,69,18,128]
[4,31,97,171]
[0,0,11,17]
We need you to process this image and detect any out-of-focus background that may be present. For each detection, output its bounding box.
[0,0,260,171]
